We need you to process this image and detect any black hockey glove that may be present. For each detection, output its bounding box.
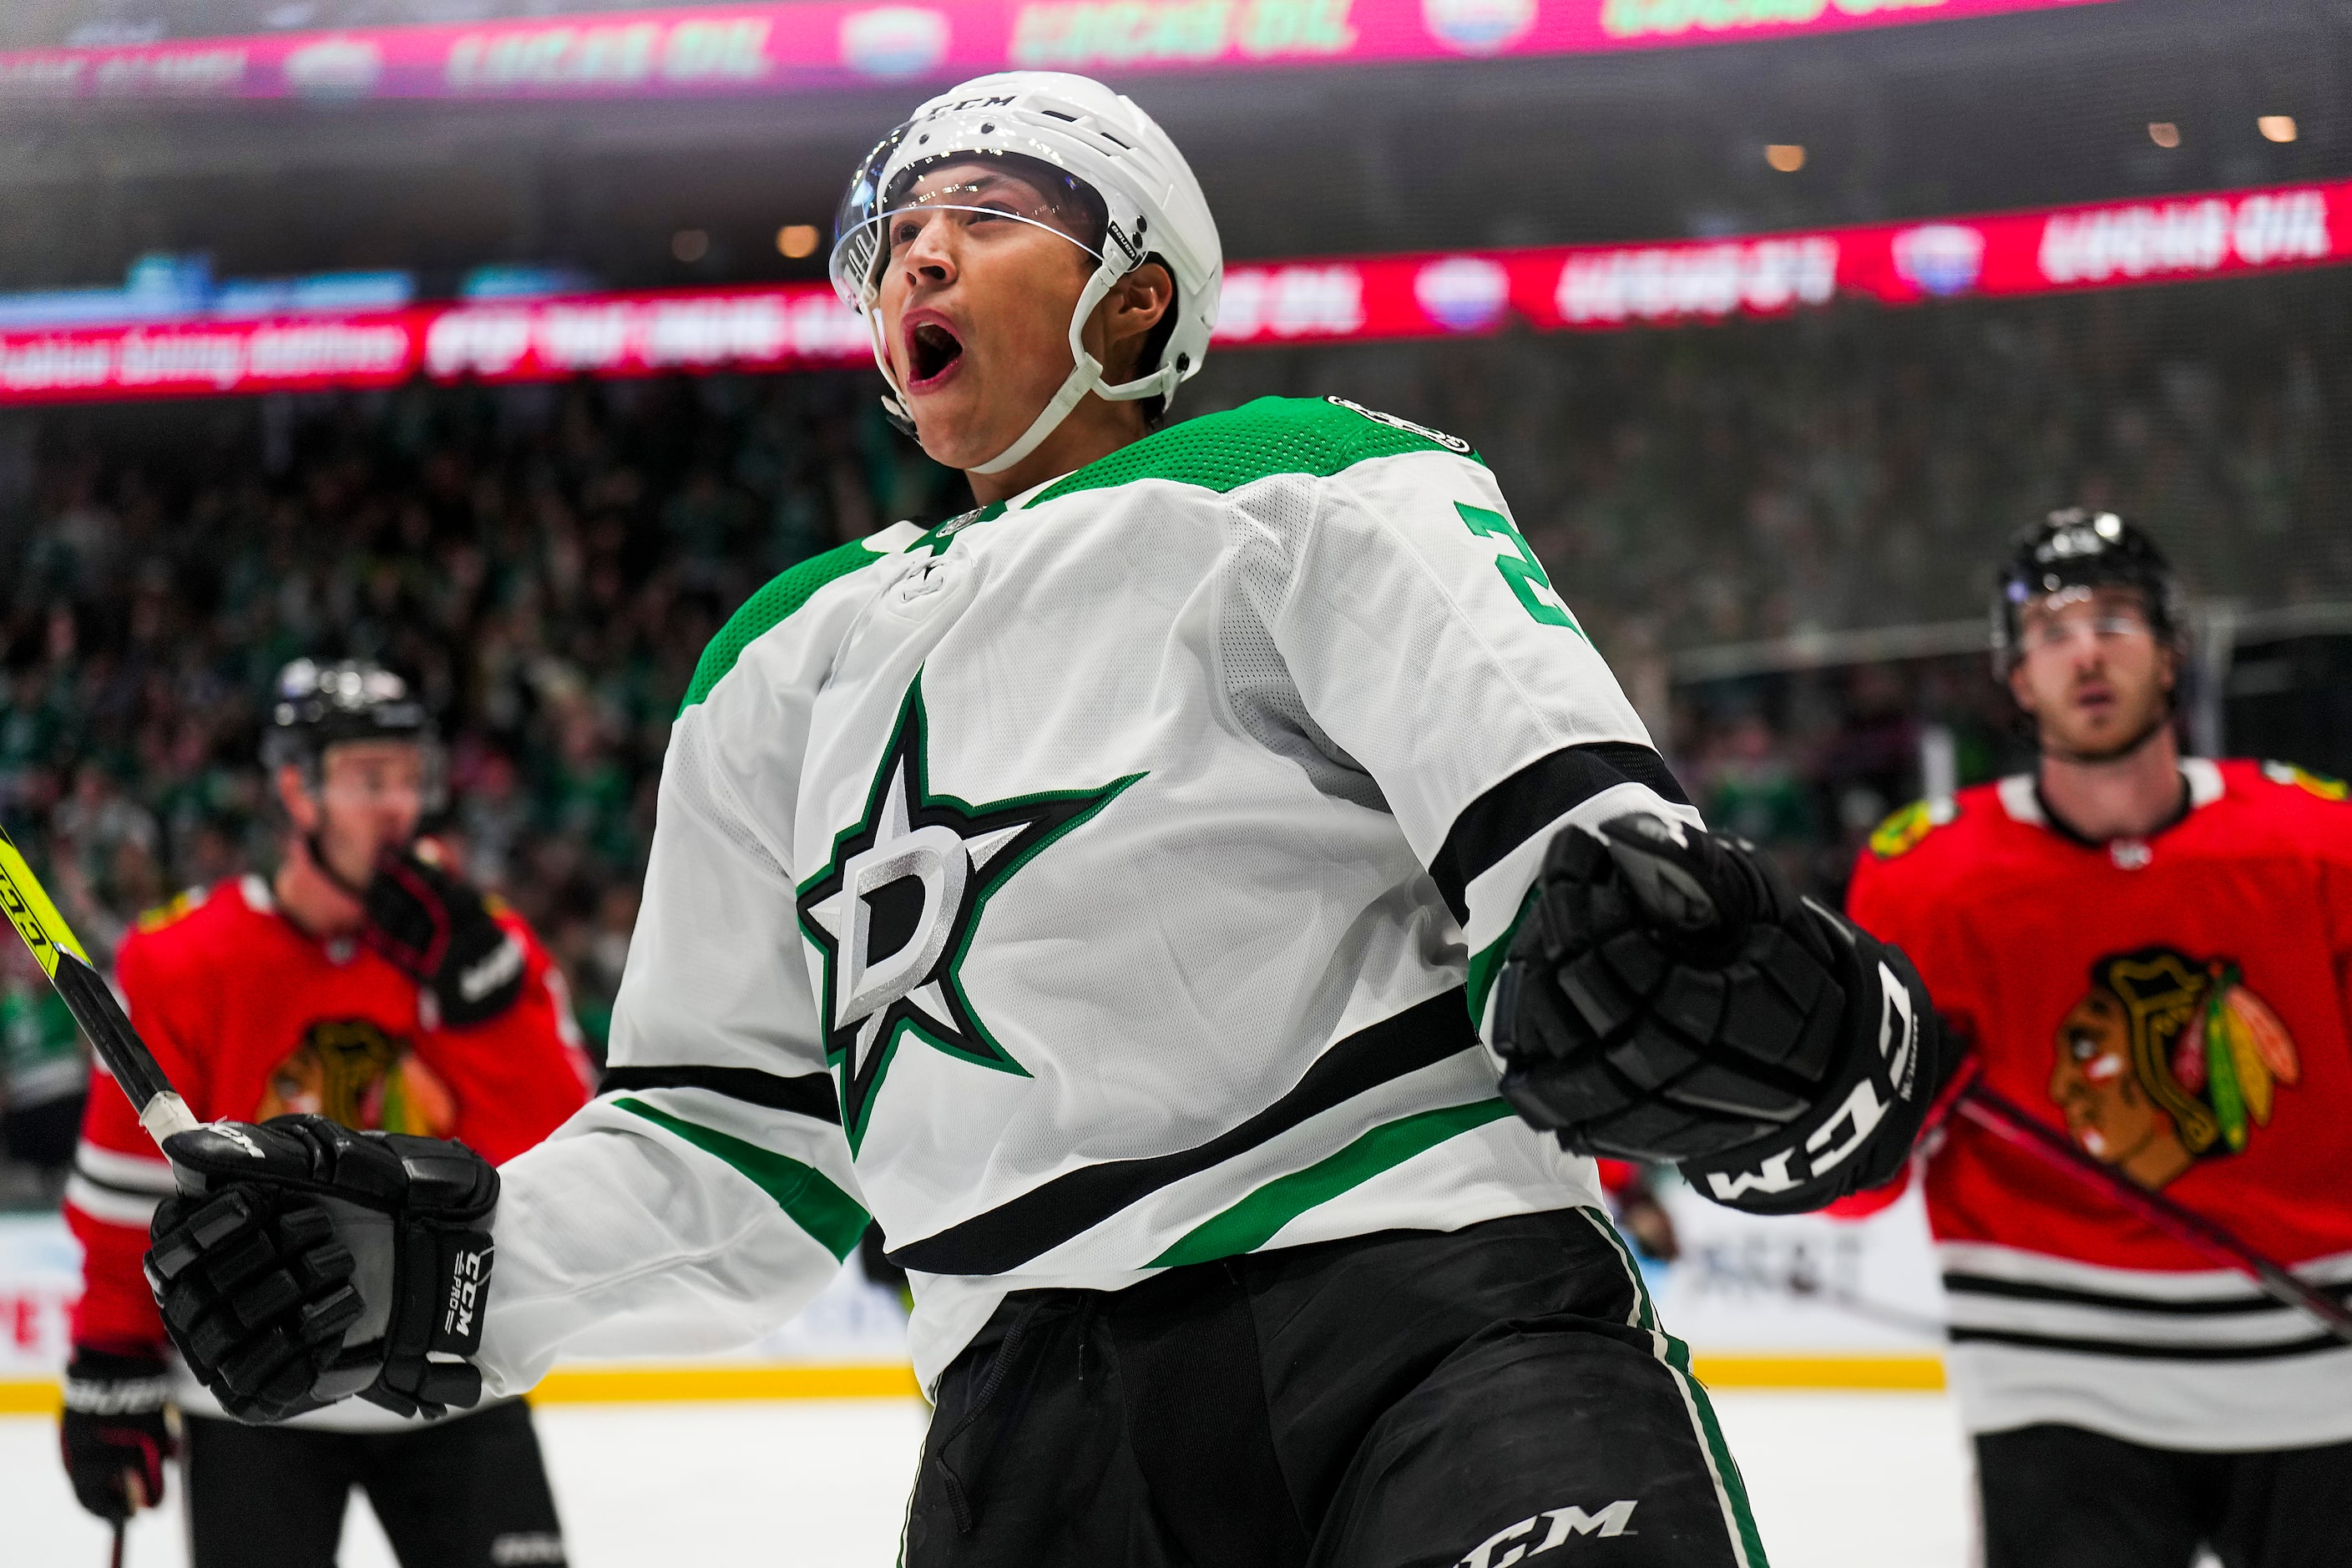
[144,1115,498,1423]
[1493,813,1955,1215]
[59,1346,174,1520]
[362,847,527,1027]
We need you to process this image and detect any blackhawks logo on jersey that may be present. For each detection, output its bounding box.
[796,677,1140,1154]
[2047,948,2301,1191]
[1869,797,1956,860]
[256,1018,456,1137]
[2263,761,2349,802]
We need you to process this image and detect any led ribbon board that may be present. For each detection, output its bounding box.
[0,0,2117,104]
[0,176,2335,407]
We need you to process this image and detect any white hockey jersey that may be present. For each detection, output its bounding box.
[478,395,1702,1394]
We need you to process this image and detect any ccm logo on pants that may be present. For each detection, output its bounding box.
[1459,1500,1639,1566]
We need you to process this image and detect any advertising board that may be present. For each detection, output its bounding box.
[0,177,2334,407]
[0,0,2118,104]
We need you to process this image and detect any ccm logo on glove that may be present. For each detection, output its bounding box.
[1704,953,1921,1202]
[147,1115,501,1422]
[1494,812,1954,1215]
[445,1246,490,1341]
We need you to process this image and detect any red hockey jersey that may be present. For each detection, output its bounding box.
[1847,759,2352,1449]
[65,873,591,1420]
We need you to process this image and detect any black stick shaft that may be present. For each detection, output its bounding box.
[1957,1083,2352,1342]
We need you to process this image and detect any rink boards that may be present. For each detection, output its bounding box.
[0,1181,1947,1410]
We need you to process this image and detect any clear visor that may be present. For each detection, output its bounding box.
[313,736,449,817]
[831,131,1110,309]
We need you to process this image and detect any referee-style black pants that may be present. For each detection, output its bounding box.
[182,1397,566,1568]
[1978,1424,2352,1568]
[904,1207,1767,1568]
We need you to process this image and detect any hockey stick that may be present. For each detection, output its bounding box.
[1952,1078,2352,1343]
[0,827,197,1147]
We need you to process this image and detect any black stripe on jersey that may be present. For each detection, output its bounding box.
[886,987,1479,1277]
[1948,1325,2349,1361]
[599,1065,841,1125]
[1429,742,1690,923]
[1944,1272,2350,1318]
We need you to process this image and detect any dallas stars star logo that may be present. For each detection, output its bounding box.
[796,678,1139,1154]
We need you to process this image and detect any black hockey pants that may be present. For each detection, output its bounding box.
[1977,1423,2352,1568]
[904,1206,1766,1568]
[181,1397,566,1567]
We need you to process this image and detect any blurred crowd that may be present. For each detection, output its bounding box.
[1211,269,2349,898]
[0,372,964,1198]
[1214,267,2351,662]
[1672,656,2031,904]
[0,266,2343,1195]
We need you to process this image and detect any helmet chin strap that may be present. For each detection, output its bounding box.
[872,254,1181,480]
[966,264,1117,477]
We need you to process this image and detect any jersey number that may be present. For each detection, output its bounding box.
[1455,502,1586,640]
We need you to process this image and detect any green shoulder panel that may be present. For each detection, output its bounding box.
[678,539,893,714]
[1030,395,1483,508]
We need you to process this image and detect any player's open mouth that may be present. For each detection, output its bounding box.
[904,318,964,391]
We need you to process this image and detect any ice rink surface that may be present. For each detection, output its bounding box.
[7,1391,1975,1566]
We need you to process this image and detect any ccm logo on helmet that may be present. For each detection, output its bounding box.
[923,94,1017,119]
[1459,1500,1639,1568]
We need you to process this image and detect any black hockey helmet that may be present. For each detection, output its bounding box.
[1990,508,2184,675]
[261,658,443,805]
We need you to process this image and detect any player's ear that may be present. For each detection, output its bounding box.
[2006,659,2039,716]
[276,763,320,833]
[1097,261,1172,382]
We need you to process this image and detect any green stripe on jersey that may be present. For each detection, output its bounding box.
[1031,395,1483,509]
[678,539,890,713]
[613,1096,867,1261]
[1466,884,1540,1035]
[1150,1098,1514,1268]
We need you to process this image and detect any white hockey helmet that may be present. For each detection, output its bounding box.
[829,71,1222,475]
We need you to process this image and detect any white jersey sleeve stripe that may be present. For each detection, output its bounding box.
[65,1174,161,1227]
[73,1141,177,1193]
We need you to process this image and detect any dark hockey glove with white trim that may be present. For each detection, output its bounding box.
[144,1115,498,1423]
[1493,813,1955,1214]
[362,847,527,1027]
[59,1346,174,1520]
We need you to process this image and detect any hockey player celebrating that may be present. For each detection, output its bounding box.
[134,76,1949,1566]
[61,659,588,1567]
[1846,511,2352,1568]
